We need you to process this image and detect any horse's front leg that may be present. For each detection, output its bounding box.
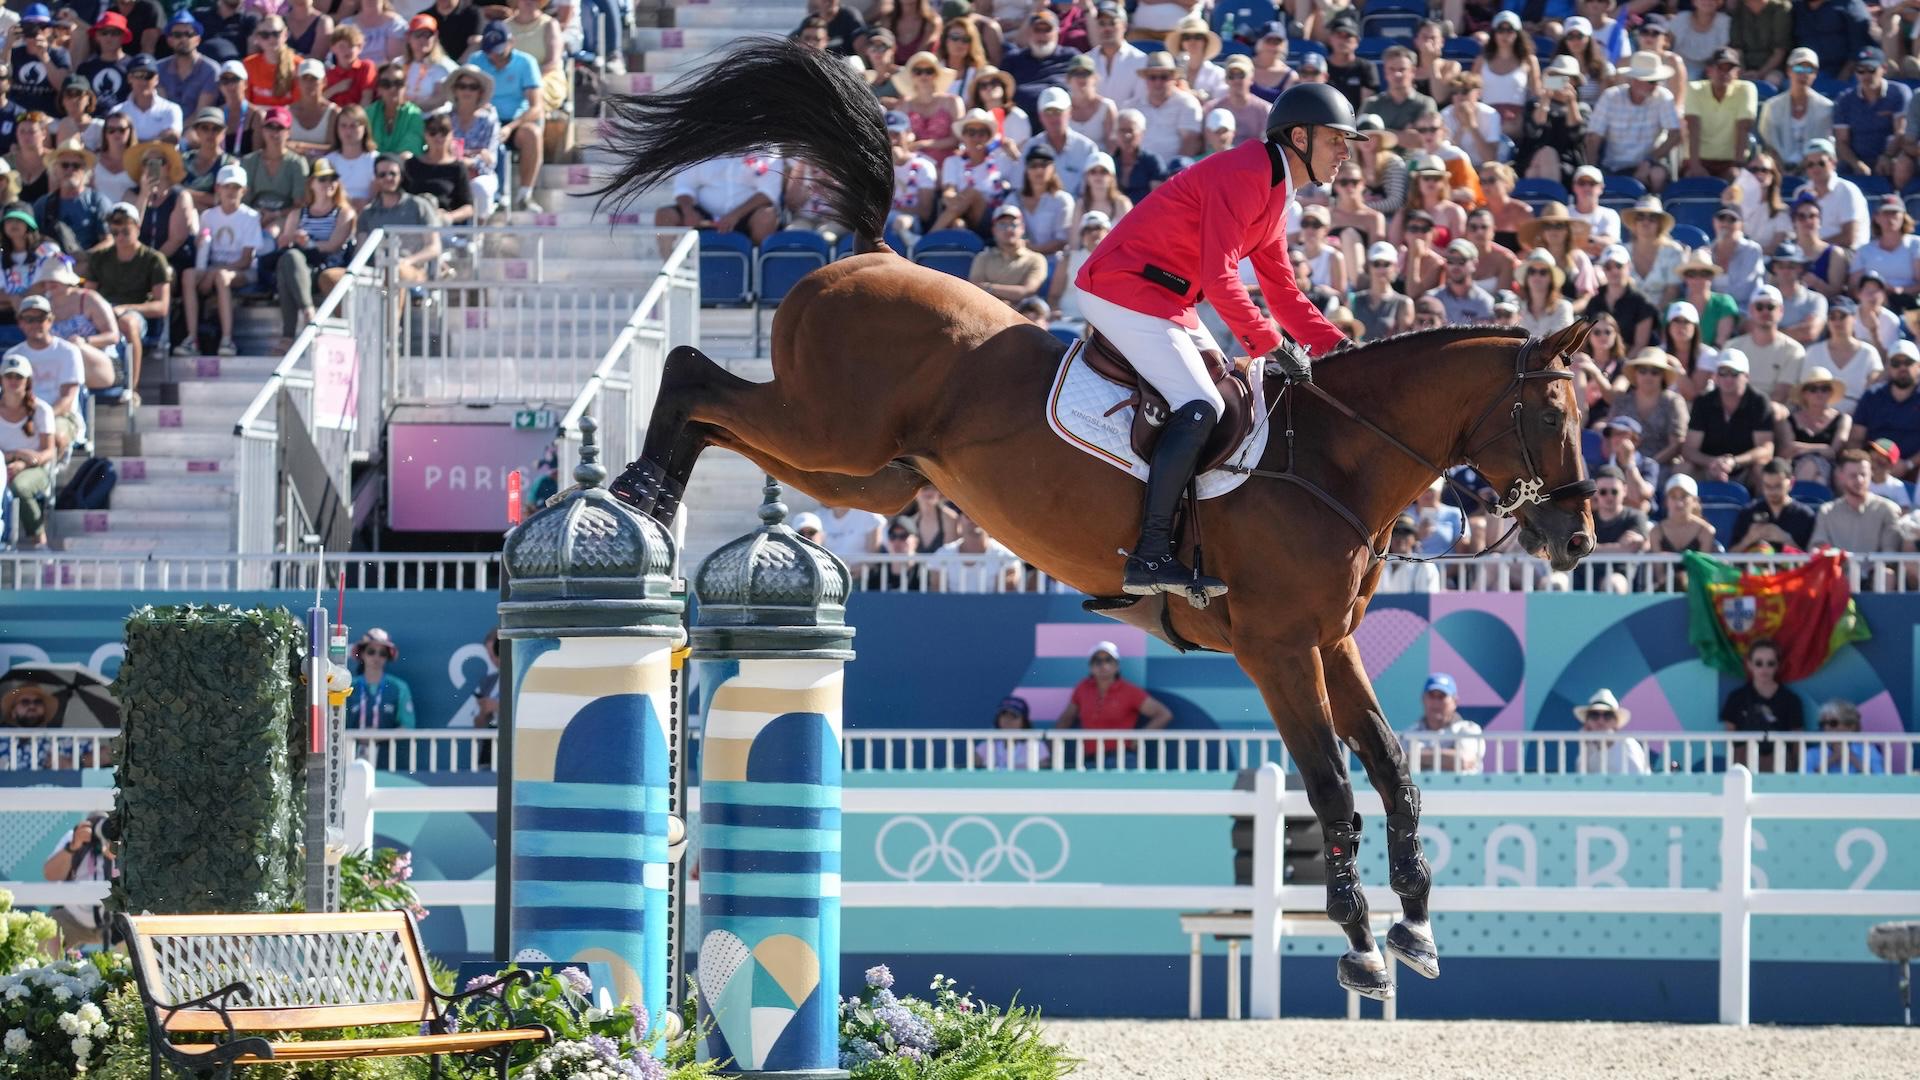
[1238,639,1392,1001]
[1324,635,1438,980]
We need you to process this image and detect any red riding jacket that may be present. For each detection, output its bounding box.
[1074,138,1348,358]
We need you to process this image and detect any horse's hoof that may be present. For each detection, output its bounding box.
[1336,949,1394,1001]
[1386,920,1439,980]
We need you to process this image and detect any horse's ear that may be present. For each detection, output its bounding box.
[1538,318,1594,366]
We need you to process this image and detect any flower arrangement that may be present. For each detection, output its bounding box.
[0,888,57,975]
[453,965,720,1080]
[837,966,1076,1080]
[340,848,429,921]
[0,952,129,1078]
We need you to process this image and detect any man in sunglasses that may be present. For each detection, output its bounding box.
[1832,45,1910,190]
[9,4,72,115]
[157,11,219,111]
[1724,284,1806,401]
[1757,47,1833,170]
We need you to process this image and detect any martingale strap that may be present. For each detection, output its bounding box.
[1226,335,1592,565]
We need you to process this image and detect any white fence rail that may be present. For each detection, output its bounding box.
[4,767,1914,1024]
[842,729,1920,776]
[0,552,498,592]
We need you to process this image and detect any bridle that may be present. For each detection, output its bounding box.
[1229,331,1595,562]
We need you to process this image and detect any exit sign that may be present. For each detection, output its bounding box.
[513,409,555,430]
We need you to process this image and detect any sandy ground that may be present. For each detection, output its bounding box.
[1045,1019,1920,1080]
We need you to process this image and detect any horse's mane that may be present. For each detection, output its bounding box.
[1323,324,1530,371]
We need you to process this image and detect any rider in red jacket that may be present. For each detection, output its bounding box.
[1074,83,1365,601]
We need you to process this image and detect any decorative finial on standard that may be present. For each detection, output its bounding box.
[574,416,607,489]
[759,474,789,528]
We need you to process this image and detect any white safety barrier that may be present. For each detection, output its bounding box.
[3,766,1914,1024]
[0,552,498,592]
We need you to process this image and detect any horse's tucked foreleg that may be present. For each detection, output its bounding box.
[612,346,745,523]
[1324,636,1439,981]
[1237,641,1393,1002]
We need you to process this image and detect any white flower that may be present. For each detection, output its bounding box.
[51,985,72,1002]
[93,1023,109,1038]
[3,1028,29,1054]
[72,1034,93,1059]
[76,1003,103,1025]
[4,985,27,1001]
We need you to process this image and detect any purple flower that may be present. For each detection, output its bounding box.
[631,1051,666,1080]
[462,974,507,997]
[874,1002,933,1053]
[627,1000,650,1035]
[864,965,893,991]
[559,967,593,997]
[584,1034,621,1062]
[393,851,414,881]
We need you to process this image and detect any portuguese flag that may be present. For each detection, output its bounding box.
[1683,550,1871,682]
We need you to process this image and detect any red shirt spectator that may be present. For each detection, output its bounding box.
[1054,640,1172,756]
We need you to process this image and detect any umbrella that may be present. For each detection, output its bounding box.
[0,663,121,728]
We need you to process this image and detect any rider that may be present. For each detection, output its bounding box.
[1074,83,1364,600]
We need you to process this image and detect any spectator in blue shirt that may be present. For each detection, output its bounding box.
[159,12,222,113]
[1832,46,1911,190]
[34,143,112,251]
[1793,0,1872,79]
[477,20,544,213]
[998,8,1080,117]
[1849,339,1920,478]
[1808,698,1885,773]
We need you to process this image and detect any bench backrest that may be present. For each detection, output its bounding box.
[121,911,436,1033]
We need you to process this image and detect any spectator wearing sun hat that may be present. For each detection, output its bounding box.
[35,141,111,250]
[1587,50,1684,186]
[348,628,417,769]
[1572,689,1651,775]
[77,11,134,111]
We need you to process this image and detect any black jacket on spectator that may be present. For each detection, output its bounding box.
[999,45,1081,117]
[78,55,132,111]
[1593,507,1651,545]
[113,0,170,56]
[435,1,485,64]
[1583,285,1659,348]
[0,100,20,157]
[10,46,73,115]
[800,8,866,56]
[1690,384,1774,457]
[1732,496,1818,550]
[191,2,259,64]
[1325,59,1378,111]
[1721,682,1805,732]
[1115,149,1164,205]
[403,157,473,216]
[1794,0,1873,78]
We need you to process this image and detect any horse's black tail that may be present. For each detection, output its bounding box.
[594,37,894,253]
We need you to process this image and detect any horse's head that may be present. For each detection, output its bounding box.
[1464,321,1598,572]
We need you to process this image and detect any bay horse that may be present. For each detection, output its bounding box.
[596,39,1597,998]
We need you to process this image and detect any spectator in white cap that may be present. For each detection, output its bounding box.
[1584,242,1660,352]
[1566,164,1620,254]
[1074,150,1130,231]
[1046,208,1109,323]
[177,161,259,358]
[968,202,1046,304]
[1757,48,1831,167]
[31,254,120,396]
[1724,282,1807,401]
[1683,347,1779,484]
[1053,639,1172,764]
[0,351,55,547]
[1434,237,1495,323]
[4,293,86,455]
[82,200,168,405]
[1650,471,1720,553]
[885,110,938,237]
[1350,239,1412,340]
[1198,106,1235,157]
[1022,84,1099,195]
[1490,288,1521,326]
[789,511,825,544]
[287,58,340,160]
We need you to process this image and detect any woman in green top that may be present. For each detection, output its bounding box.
[367,62,426,156]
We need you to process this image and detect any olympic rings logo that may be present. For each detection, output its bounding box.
[873,815,1071,883]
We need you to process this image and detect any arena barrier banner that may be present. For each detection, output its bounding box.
[386,422,559,531]
[6,768,1911,1023]
[6,591,1918,735]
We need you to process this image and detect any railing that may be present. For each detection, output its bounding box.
[232,230,390,567]
[1425,550,1920,592]
[839,552,1060,593]
[345,729,497,772]
[0,552,499,591]
[841,729,1920,776]
[552,230,700,486]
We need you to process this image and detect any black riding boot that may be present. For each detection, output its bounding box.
[1122,400,1229,599]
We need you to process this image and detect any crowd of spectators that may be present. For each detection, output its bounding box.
[0,0,584,544]
[784,0,1920,566]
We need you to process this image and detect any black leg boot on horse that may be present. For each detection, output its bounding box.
[1122,400,1228,604]
[1323,814,1393,999]
[1383,783,1439,979]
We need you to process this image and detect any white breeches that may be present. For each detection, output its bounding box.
[1076,291,1227,417]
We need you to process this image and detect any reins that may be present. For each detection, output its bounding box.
[1224,334,1595,568]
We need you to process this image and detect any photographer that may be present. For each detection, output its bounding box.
[40,812,114,950]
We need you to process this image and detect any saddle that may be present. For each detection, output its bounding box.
[1080,331,1260,474]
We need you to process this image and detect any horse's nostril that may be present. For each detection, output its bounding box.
[1569,531,1594,555]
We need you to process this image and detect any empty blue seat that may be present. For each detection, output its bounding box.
[831,232,855,260]
[1669,200,1722,233]
[1813,75,1849,98]
[1790,480,1833,505]
[1663,176,1728,201]
[1700,503,1742,541]
[758,230,831,306]
[914,250,977,279]
[1364,0,1429,14]
[915,228,985,254]
[1512,177,1570,204]
[1210,0,1276,36]
[1289,37,1326,57]
[698,231,755,307]
[1050,327,1080,347]
[1670,224,1710,250]
[1854,174,1895,198]
[1602,173,1647,200]
[1361,12,1421,40]
[1357,35,1393,60]
[1778,173,1807,199]
[1698,480,1753,507]
[1441,36,1481,61]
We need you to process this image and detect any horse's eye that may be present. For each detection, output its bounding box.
[1541,408,1565,427]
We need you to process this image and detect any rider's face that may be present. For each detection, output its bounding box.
[1293,126,1353,177]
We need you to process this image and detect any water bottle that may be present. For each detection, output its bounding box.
[194,227,211,271]
[1221,10,1237,43]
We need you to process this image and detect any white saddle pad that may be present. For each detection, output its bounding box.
[1045,339,1270,501]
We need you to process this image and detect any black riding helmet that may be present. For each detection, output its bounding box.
[1265,83,1366,186]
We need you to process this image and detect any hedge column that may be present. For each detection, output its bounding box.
[497,417,683,1027]
[692,478,855,1079]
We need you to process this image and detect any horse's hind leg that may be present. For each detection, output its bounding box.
[1238,640,1392,1001]
[1324,635,1439,981]
[709,432,928,516]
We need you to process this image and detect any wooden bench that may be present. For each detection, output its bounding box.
[118,911,551,1078]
